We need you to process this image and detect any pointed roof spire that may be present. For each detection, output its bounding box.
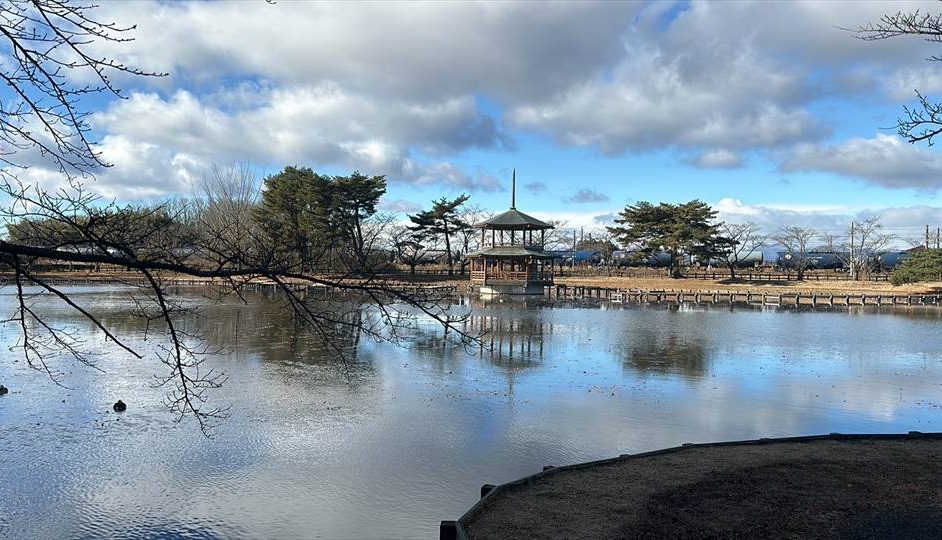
[511,168,516,209]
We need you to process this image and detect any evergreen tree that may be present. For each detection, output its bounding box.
[607,200,721,278]
[331,172,386,269]
[891,249,942,285]
[255,166,333,270]
[408,194,470,275]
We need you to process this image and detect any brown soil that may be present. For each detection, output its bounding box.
[12,270,942,296]
[463,438,942,540]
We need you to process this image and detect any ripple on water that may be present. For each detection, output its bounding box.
[3,291,942,538]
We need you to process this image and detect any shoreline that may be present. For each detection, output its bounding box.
[6,271,942,299]
[448,432,942,540]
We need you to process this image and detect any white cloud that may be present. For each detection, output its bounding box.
[714,197,940,247]
[529,210,619,230]
[90,1,639,103]
[687,149,743,169]
[887,66,942,101]
[378,198,421,214]
[20,0,942,203]
[781,134,942,190]
[508,3,828,155]
[87,87,507,196]
[564,189,610,204]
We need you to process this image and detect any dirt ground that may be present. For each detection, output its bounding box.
[463,438,942,539]
[9,270,942,296]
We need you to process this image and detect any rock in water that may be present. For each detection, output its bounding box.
[0,385,7,395]
[113,400,127,412]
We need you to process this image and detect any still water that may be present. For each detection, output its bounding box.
[1,286,941,539]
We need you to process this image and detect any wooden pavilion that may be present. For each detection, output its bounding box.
[468,171,555,296]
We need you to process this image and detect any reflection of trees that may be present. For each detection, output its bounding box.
[615,308,711,379]
[25,287,378,376]
[622,334,709,379]
[199,289,372,368]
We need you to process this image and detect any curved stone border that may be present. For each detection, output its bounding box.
[439,431,942,540]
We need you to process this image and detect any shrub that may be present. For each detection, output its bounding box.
[891,249,942,285]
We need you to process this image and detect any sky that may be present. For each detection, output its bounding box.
[10,0,942,243]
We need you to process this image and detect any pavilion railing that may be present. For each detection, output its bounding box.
[479,241,546,249]
[470,270,553,282]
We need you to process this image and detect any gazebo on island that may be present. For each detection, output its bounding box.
[468,171,555,296]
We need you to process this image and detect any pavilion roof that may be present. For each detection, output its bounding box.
[466,245,556,258]
[474,208,554,230]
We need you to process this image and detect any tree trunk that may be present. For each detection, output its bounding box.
[669,251,680,278]
[728,262,736,280]
[443,220,453,276]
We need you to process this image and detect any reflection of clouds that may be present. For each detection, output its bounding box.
[3,291,942,538]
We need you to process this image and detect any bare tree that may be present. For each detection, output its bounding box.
[358,211,397,271]
[544,221,576,270]
[192,162,262,264]
[455,203,492,273]
[387,223,433,276]
[855,10,942,145]
[773,226,818,280]
[0,2,479,433]
[0,0,165,177]
[716,222,765,279]
[842,217,896,280]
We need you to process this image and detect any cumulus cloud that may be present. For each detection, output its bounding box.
[87,87,507,196]
[90,1,638,103]
[22,0,942,203]
[508,2,834,155]
[781,134,942,191]
[564,189,610,204]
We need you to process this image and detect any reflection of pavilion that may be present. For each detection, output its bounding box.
[468,170,555,297]
[468,312,548,362]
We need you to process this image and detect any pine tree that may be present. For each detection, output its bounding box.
[408,194,470,275]
[607,200,721,278]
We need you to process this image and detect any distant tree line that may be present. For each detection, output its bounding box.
[604,199,916,282]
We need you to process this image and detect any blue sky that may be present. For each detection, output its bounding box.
[7,0,942,242]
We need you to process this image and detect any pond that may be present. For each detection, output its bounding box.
[1,287,941,538]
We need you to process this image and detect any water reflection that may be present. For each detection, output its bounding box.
[2,288,942,539]
[467,312,546,363]
[622,333,709,378]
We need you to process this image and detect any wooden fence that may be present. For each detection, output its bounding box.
[546,284,940,307]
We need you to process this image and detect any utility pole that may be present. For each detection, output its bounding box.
[571,229,576,269]
[850,222,856,280]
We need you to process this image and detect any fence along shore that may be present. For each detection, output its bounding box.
[548,284,942,307]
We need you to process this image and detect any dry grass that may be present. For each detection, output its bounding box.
[12,270,942,296]
[464,438,942,540]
